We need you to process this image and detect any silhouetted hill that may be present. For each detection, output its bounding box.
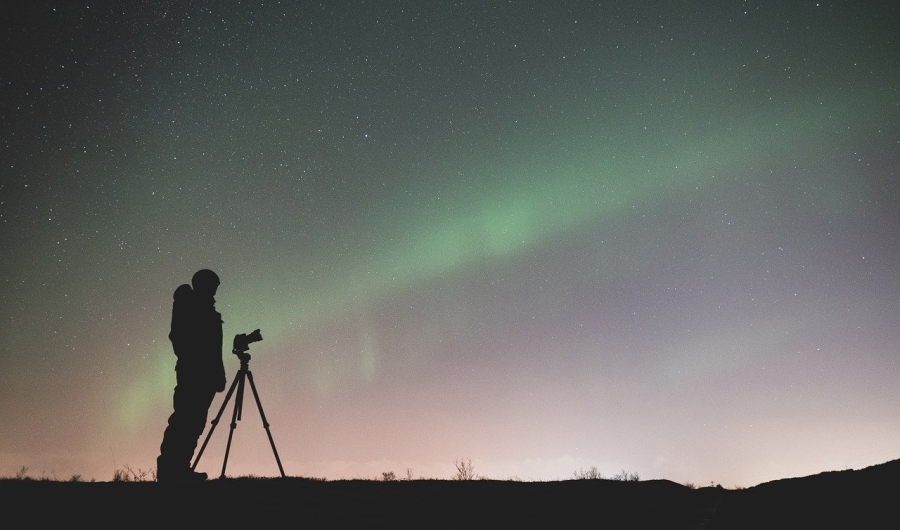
[706,458,900,529]
[3,459,898,529]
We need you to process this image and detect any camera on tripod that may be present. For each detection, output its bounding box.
[194,326,286,478]
[233,328,262,354]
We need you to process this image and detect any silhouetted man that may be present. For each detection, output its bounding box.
[157,269,227,482]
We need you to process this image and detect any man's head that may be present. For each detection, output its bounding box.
[191,269,220,298]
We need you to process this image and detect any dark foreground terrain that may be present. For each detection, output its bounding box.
[4,459,898,529]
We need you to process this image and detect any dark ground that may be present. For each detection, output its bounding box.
[4,459,898,529]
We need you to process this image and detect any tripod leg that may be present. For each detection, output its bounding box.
[245,370,286,477]
[193,371,241,471]
[220,370,246,478]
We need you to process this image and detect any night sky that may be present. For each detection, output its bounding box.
[2,2,898,487]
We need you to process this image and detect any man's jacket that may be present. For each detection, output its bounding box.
[168,284,226,391]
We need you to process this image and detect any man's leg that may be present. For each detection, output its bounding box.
[184,387,216,465]
[158,383,215,482]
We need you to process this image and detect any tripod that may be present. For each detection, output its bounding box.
[192,348,286,478]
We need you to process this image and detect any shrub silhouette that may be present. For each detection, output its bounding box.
[113,465,155,482]
[453,458,476,480]
[612,469,640,482]
[573,466,602,480]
